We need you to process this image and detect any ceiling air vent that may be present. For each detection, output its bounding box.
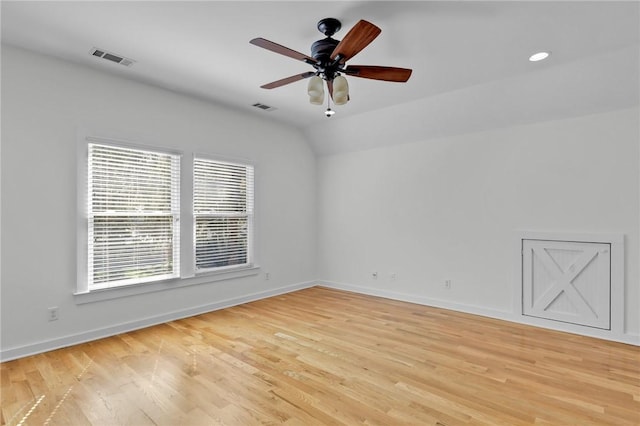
[90,47,135,67]
[252,102,277,112]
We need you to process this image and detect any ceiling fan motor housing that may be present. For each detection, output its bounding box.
[311,38,339,64]
[311,17,343,75]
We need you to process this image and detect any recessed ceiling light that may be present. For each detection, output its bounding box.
[529,51,551,62]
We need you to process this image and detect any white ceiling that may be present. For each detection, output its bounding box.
[2,1,639,154]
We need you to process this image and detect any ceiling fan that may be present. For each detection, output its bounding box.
[250,18,412,116]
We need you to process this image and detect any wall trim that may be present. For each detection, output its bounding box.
[3,279,636,362]
[74,266,261,304]
[317,280,514,322]
[318,280,640,347]
[1,281,315,362]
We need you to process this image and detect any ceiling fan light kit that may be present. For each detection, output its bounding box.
[332,75,349,105]
[250,17,412,116]
[308,76,325,105]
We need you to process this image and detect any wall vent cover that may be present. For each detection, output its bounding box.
[252,103,277,111]
[90,47,135,67]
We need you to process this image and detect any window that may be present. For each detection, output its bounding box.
[194,157,254,272]
[87,143,180,290]
[78,136,258,299]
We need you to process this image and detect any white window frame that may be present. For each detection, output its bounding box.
[79,136,182,292]
[76,132,259,303]
[193,155,255,274]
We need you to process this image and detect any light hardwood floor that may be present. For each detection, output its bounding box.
[1,287,639,425]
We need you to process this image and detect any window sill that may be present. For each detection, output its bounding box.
[74,265,261,304]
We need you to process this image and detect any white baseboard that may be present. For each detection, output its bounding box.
[3,279,636,362]
[318,280,640,347]
[0,281,315,362]
[318,280,514,320]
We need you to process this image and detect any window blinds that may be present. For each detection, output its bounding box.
[194,158,254,271]
[88,143,180,289]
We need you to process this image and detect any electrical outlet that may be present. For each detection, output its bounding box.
[372,271,378,279]
[265,272,270,281]
[390,273,397,281]
[445,280,452,289]
[48,307,59,321]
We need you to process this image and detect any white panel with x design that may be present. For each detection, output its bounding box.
[522,239,610,330]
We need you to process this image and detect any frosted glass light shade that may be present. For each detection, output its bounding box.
[309,94,324,105]
[308,76,324,104]
[333,75,349,105]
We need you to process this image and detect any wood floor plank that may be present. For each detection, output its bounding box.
[1,287,639,425]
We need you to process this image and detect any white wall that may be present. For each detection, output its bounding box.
[2,44,638,360]
[305,46,639,156]
[1,46,317,360]
[318,108,639,341]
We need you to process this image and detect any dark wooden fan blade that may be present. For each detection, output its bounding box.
[344,65,412,82]
[250,38,317,64]
[260,71,316,89]
[330,20,381,63]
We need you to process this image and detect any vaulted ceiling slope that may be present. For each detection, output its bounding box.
[2,1,638,155]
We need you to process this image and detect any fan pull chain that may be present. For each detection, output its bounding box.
[325,88,335,117]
